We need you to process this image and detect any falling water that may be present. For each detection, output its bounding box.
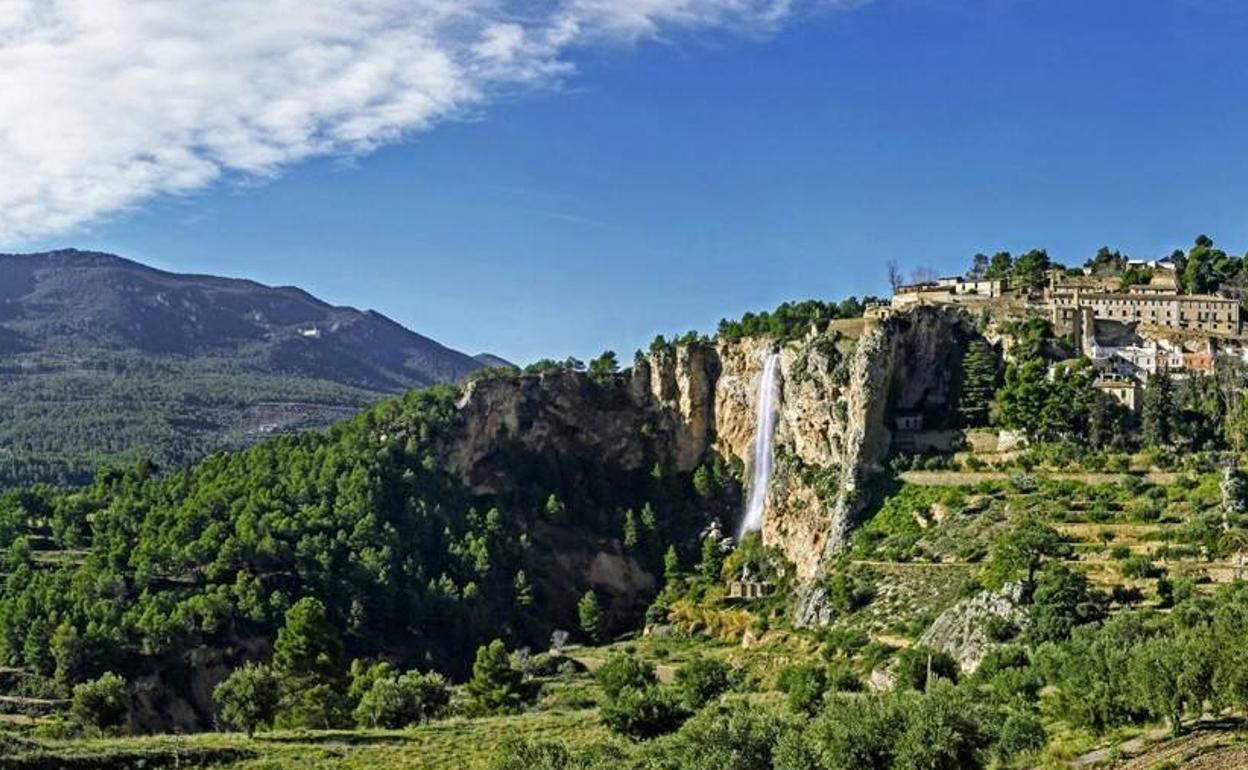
[739,352,781,538]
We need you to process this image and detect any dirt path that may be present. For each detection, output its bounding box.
[901,471,1181,486]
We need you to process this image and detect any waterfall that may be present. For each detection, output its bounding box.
[739,352,781,538]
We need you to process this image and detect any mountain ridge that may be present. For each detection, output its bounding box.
[0,248,486,485]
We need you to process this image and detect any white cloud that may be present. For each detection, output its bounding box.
[0,0,849,244]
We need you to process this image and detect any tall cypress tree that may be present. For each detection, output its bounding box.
[958,341,997,427]
[1142,373,1176,447]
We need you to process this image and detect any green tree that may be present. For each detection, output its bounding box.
[1142,372,1176,447]
[699,534,726,581]
[354,670,449,728]
[1026,564,1107,643]
[272,597,347,728]
[893,682,991,770]
[599,684,687,740]
[588,351,620,383]
[984,251,1013,281]
[1011,248,1052,290]
[957,341,997,427]
[966,253,991,281]
[214,662,279,738]
[893,647,959,692]
[692,465,715,500]
[663,545,681,581]
[774,693,906,770]
[776,662,829,716]
[578,589,604,643]
[273,597,342,683]
[986,516,1072,590]
[513,570,534,608]
[466,639,527,715]
[1131,627,1214,736]
[71,672,128,733]
[543,493,566,521]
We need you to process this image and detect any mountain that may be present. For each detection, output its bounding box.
[0,249,485,485]
[473,352,516,369]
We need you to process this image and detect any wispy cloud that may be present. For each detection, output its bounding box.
[0,0,856,244]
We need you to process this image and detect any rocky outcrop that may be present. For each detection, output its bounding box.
[447,304,980,586]
[918,583,1027,672]
[710,307,981,580]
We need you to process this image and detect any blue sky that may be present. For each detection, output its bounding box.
[10,0,1248,364]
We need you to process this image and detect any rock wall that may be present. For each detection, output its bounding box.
[445,305,978,583]
[698,306,980,580]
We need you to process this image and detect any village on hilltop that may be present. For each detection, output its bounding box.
[877,246,1248,412]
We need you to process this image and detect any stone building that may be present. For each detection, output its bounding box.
[1050,287,1241,336]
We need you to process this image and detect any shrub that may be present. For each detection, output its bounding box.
[600,685,687,740]
[674,656,731,709]
[995,712,1047,761]
[595,654,657,699]
[826,663,863,693]
[1119,554,1158,579]
[71,672,128,732]
[776,662,829,716]
[354,670,449,728]
[893,647,958,691]
[214,662,279,738]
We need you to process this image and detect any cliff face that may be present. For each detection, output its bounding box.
[443,305,977,586]
[701,306,978,580]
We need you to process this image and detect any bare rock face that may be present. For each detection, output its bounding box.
[446,304,979,590]
[705,307,980,581]
[448,369,660,494]
[918,583,1027,673]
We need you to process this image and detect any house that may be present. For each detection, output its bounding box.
[1094,375,1141,411]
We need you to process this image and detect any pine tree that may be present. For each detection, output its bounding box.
[466,639,526,715]
[513,570,534,608]
[663,545,681,582]
[578,590,604,643]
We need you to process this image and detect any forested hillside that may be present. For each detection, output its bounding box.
[0,250,488,486]
[0,363,730,730]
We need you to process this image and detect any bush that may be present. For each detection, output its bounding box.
[595,654,656,699]
[354,670,449,728]
[71,672,128,732]
[674,656,731,709]
[776,663,829,716]
[995,712,1047,762]
[488,738,625,770]
[1119,554,1159,579]
[893,647,958,691]
[826,663,863,693]
[599,685,688,740]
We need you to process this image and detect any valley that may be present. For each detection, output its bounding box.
[4,243,1248,768]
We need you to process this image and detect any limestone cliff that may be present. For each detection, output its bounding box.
[693,306,979,581]
[443,305,978,588]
